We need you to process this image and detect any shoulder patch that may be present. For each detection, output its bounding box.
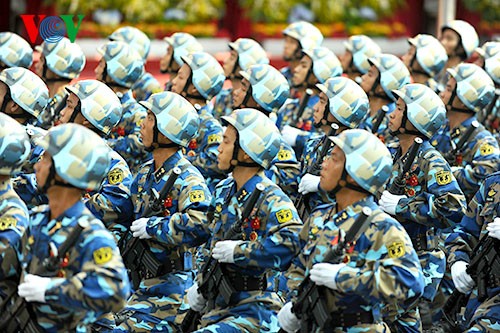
[387,241,406,259]
[436,170,452,186]
[208,134,222,145]
[108,168,124,185]
[277,149,292,161]
[276,208,293,223]
[189,190,206,203]
[0,217,17,231]
[93,247,113,265]
[480,143,495,156]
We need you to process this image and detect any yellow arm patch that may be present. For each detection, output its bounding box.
[189,190,206,203]
[276,209,293,223]
[387,241,406,259]
[277,149,292,161]
[480,143,495,156]
[108,168,124,185]
[93,247,113,265]
[0,217,17,231]
[436,170,452,186]
[208,134,222,145]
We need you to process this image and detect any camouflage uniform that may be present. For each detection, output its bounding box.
[359,102,396,143]
[445,172,500,332]
[195,170,302,332]
[277,94,319,133]
[212,87,233,121]
[265,139,301,201]
[131,72,162,102]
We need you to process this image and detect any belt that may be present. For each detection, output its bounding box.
[227,273,267,292]
[412,233,427,252]
[328,311,375,329]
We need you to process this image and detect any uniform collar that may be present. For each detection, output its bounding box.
[232,170,266,205]
[152,150,182,182]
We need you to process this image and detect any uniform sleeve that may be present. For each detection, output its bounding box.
[110,106,148,162]
[44,227,130,314]
[0,205,28,281]
[396,152,466,229]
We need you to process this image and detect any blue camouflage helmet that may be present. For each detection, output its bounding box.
[240,64,290,112]
[108,26,151,60]
[65,80,123,135]
[181,51,225,100]
[329,129,393,194]
[368,53,411,102]
[447,63,495,112]
[0,32,33,68]
[35,37,85,79]
[0,67,49,120]
[392,83,446,138]
[0,113,30,175]
[317,76,369,128]
[164,32,203,66]
[36,123,111,190]
[475,41,500,60]
[98,41,144,88]
[221,108,281,169]
[282,21,323,51]
[302,46,343,83]
[408,34,448,77]
[229,38,269,71]
[485,54,500,84]
[344,35,381,74]
[441,20,479,58]
[139,91,200,148]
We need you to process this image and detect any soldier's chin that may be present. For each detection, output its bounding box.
[283,54,293,61]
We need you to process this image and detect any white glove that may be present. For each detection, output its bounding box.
[282,125,302,147]
[298,173,320,195]
[130,217,152,239]
[379,190,407,216]
[487,217,500,240]
[212,240,243,263]
[450,166,461,173]
[451,261,475,294]
[18,274,51,303]
[278,302,300,333]
[186,283,207,312]
[309,262,346,291]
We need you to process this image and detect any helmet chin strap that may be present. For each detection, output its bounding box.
[102,64,128,89]
[224,132,258,173]
[314,100,333,128]
[180,74,205,102]
[389,107,422,137]
[328,167,369,197]
[42,62,70,83]
[160,53,176,74]
[445,87,474,114]
[228,57,243,80]
[368,74,392,102]
[39,161,75,194]
[145,120,180,152]
[409,55,431,77]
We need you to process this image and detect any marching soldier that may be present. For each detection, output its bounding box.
[0,32,33,70]
[186,108,302,332]
[339,35,381,82]
[279,129,424,332]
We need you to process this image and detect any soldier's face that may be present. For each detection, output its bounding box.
[94,58,106,82]
[439,29,460,57]
[283,36,300,61]
[473,53,485,68]
[313,92,330,125]
[140,110,156,148]
[339,50,353,72]
[389,98,406,132]
[223,50,239,77]
[232,78,251,108]
[59,93,80,124]
[217,124,237,170]
[34,152,52,189]
[320,145,346,191]
[171,64,191,95]
[402,45,416,69]
[34,54,44,78]
[360,66,379,94]
[440,77,464,110]
[0,82,15,116]
[160,45,179,73]
[293,55,312,86]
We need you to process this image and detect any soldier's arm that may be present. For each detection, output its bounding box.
[111,106,148,160]
[0,206,28,281]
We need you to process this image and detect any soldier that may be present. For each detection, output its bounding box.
[281,21,323,85]
[402,34,448,92]
[338,34,381,82]
[433,63,499,198]
[297,76,369,216]
[108,26,162,101]
[16,123,130,331]
[34,37,85,128]
[0,113,30,315]
[444,172,500,332]
[171,51,226,192]
[186,108,302,332]
[358,53,411,142]
[379,83,466,331]
[213,38,269,120]
[279,129,424,333]
[0,32,33,70]
[114,92,212,331]
[279,46,342,138]
[160,32,203,91]
[95,40,149,172]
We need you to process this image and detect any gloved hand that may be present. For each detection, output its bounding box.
[212,240,243,263]
[451,261,475,293]
[130,217,152,239]
[486,217,500,240]
[281,125,302,147]
[379,190,407,215]
[450,166,461,173]
[18,274,51,303]
[298,173,320,195]
[186,283,207,312]
[309,262,346,290]
[278,302,300,333]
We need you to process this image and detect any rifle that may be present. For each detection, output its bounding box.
[295,123,340,221]
[0,218,88,332]
[278,207,373,333]
[371,105,389,134]
[120,166,182,289]
[181,183,265,332]
[388,137,423,195]
[478,88,500,125]
[442,203,500,332]
[295,88,313,126]
[443,120,479,165]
